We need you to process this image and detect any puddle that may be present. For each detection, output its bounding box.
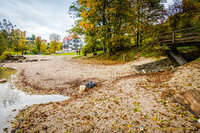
[0,67,69,132]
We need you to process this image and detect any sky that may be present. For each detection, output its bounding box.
[0,0,75,42]
[0,0,174,43]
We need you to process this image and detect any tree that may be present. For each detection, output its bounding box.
[0,19,16,56]
[69,0,165,56]
[49,33,61,42]
[19,36,27,55]
[49,41,61,53]
[35,36,41,53]
[0,32,7,55]
[31,34,36,41]
[40,42,47,53]
[32,46,38,54]
[166,0,200,30]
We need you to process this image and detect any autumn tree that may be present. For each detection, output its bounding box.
[40,42,47,53]
[167,0,200,30]
[0,32,7,55]
[0,19,16,56]
[35,36,41,53]
[49,41,61,53]
[49,33,61,53]
[69,0,165,56]
[19,36,27,55]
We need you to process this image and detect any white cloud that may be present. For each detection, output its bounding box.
[0,0,75,42]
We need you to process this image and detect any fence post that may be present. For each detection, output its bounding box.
[172,31,175,43]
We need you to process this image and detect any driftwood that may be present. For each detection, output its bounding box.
[174,89,200,118]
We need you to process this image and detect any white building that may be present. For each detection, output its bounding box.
[62,35,83,53]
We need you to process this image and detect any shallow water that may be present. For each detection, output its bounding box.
[0,67,69,132]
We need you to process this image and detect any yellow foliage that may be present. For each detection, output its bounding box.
[41,42,47,53]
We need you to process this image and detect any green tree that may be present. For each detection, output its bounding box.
[32,46,38,54]
[0,32,7,55]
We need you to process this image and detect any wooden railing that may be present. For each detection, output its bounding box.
[159,27,200,46]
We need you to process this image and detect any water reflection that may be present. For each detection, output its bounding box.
[0,82,20,109]
[0,67,17,80]
[0,68,69,132]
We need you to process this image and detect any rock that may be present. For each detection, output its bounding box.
[40,59,48,61]
[17,60,23,63]
[174,89,200,118]
[79,85,86,93]
[26,59,38,62]
[12,56,20,60]
[7,60,12,63]
[85,81,97,88]
[0,79,7,83]
[3,128,8,132]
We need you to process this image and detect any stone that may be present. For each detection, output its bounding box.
[85,81,97,88]
[17,60,23,63]
[0,79,7,83]
[79,85,86,93]
[26,59,38,62]
[40,59,48,61]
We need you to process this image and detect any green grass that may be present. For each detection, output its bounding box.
[10,52,22,55]
[71,55,82,59]
[195,57,200,61]
[139,51,162,58]
[177,46,199,53]
[53,52,80,55]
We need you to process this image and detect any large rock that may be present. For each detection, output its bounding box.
[174,89,200,118]
[85,81,97,88]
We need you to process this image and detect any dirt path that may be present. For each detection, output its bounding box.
[4,55,200,132]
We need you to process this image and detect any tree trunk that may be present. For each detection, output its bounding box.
[136,27,139,47]
[174,89,200,118]
[102,0,107,53]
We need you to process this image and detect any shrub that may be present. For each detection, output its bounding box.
[0,51,11,60]
[32,46,38,54]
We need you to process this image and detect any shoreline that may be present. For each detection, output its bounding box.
[2,55,200,132]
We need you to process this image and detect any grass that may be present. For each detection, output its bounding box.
[195,57,200,61]
[177,46,199,53]
[139,51,162,58]
[85,46,164,62]
[54,52,77,55]
[71,55,82,59]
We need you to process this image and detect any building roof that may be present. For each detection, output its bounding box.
[63,34,80,43]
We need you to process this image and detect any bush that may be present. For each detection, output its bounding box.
[32,46,38,54]
[0,51,11,60]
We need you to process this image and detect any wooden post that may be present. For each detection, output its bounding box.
[172,31,175,43]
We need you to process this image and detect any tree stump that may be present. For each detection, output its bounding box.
[174,89,200,118]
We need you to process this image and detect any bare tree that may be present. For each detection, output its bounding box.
[49,33,61,42]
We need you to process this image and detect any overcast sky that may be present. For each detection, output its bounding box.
[0,0,173,43]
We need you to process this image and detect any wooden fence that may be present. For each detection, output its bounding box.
[159,27,200,46]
